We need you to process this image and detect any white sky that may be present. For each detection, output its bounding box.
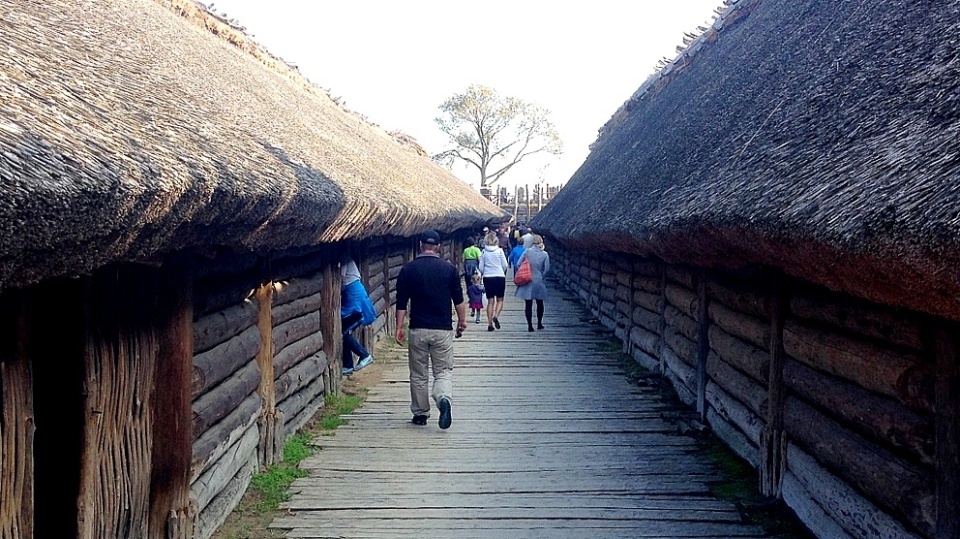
[207,0,721,191]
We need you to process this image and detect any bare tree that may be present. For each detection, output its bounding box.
[434,85,562,192]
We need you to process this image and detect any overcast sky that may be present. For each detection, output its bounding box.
[207,0,721,191]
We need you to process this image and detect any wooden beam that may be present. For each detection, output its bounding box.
[149,263,194,539]
[760,273,786,498]
[696,272,709,421]
[78,266,158,539]
[0,290,34,539]
[320,250,343,396]
[256,282,282,466]
[935,322,960,539]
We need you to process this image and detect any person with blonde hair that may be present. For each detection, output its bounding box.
[514,234,551,331]
[478,231,508,331]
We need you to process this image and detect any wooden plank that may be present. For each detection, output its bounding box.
[935,323,960,539]
[267,279,777,539]
[0,291,34,539]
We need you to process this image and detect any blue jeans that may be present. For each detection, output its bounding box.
[342,311,369,369]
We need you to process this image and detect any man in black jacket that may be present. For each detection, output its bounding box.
[395,230,467,429]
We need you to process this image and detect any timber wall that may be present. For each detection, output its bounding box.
[188,238,414,539]
[549,244,950,539]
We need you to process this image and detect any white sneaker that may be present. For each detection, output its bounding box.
[355,355,373,370]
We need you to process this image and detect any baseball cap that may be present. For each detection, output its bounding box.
[419,230,440,245]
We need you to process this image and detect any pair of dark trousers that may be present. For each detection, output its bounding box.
[342,311,369,369]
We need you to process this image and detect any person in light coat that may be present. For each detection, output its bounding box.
[514,234,550,331]
[478,231,509,332]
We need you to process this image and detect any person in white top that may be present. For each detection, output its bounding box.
[478,231,509,331]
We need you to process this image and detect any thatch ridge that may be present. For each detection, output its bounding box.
[0,0,505,289]
[533,0,960,320]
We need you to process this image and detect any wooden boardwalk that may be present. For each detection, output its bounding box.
[270,281,770,538]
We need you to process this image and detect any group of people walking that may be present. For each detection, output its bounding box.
[344,225,550,431]
[464,226,551,332]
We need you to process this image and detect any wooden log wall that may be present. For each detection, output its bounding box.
[549,243,946,539]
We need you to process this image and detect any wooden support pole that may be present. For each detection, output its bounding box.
[761,272,787,498]
[78,266,158,539]
[149,263,194,539]
[935,322,960,539]
[658,263,667,377]
[383,247,393,336]
[695,271,709,421]
[320,251,343,396]
[255,281,282,466]
[0,291,34,539]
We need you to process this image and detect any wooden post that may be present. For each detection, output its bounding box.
[255,281,281,466]
[0,290,35,539]
[935,322,960,539]
[148,262,194,539]
[658,263,667,377]
[320,251,343,395]
[761,273,787,498]
[78,266,157,539]
[525,183,531,223]
[383,247,393,336]
[358,245,375,353]
[695,271,709,421]
[513,185,519,218]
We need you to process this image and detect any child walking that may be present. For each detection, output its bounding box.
[467,273,485,323]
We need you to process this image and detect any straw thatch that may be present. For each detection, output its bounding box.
[533,0,960,320]
[0,0,504,290]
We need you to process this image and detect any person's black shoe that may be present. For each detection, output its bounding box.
[411,415,427,426]
[528,325,535,332]
[487,325,495,332]
[438,398,452,430]
[537,323,545,330]
[493,317,500,329]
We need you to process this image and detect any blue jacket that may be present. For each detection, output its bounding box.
[341,279,376,326]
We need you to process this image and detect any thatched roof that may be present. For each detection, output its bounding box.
[0,0,504,289]
[532,0,960,320]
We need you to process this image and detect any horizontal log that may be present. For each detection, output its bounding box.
[705,380,763,444]
[632,275,660,294]
[191,393,260,482]
[193,277,257,319]
[633,259,660,278]
[193,300,258,354]
[664,283,698,319]
[367,272,385,293]
[783,359,934,465]
[273,272,324,306]
[388,264,402,280]
[664,304,698,342]
[781,471,856,539]
[706,351,767,417]
[790,287,924,351]
[632,305,660,334]
[600,285,616,302]
[272,293,321,327]
[600,260,617,274]
[706,407,760,467]
[193,454,256,539]
[615,270,632,287]
[708,324,768,383]
[786,443,923,539]
[387,254,405,269]
[665,368,696,408]
[783,319,934,411]
[663,325,697,366]
[192,324,260,397]
[705,275,770,319]
[279,375,326,437]
[273,311,321,355]
[191,425,258,514]
[275,332,325,378]
[633,289,661,313]
[275,354,324,403]
[192,361,260,436]
[629,325,660,358]
[631,347,659,372]
[664,265,695,289]
[270,252,326,282]
[662,345,696,395]
[191,251,259,281]
[784,397,935,536]
[615,284,631,303]
[367,259,385,276]
[709,301,769,350]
